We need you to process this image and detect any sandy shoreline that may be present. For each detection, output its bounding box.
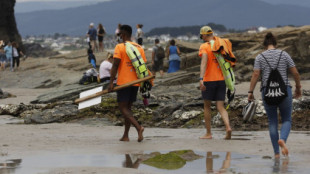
[0,122,309,173]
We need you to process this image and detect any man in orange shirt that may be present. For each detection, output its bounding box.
[108,25,145,142]
[199,26,232,140]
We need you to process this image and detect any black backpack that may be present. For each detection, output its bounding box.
[261,51,287,105]
[155,46,165,60]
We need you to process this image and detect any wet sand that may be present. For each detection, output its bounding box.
[0,121,309,173]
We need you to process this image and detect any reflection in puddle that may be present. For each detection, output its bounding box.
[1,151,308,174]
[0,159,22,173]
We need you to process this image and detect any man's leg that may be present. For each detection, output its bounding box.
[120,102,134,141]
[118,101,144,142]
[200,100,212,139]
[216,101,232,139]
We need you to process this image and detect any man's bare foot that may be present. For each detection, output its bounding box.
[275,154,280,159]
[119,137,130,142]
[225,129,232,140]
[138,127,144,142]
[278,139,289,156]
[199,134,212,139]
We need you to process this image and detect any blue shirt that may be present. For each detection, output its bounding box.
[4,45,12,58]
[87,28,97,40]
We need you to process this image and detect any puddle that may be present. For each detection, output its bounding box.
[0,150,309,174]
[0,115,23,125]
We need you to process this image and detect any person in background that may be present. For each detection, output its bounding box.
[115,23,122,43]
[0,47,6,70]
[151,39,165,78]
[4,41,13,71]
[136,24,144,46]
[87,23,98,52]
[87,49,96,68]
[167,39,181,73]
[97,23,106,52]
[12,42,24,71]
[248,32,301,158]
[99,52,113,83]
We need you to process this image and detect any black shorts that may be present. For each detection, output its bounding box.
[152,60,164,72]
[117,86,139,102]
[137,38,143,45]
[201,81,226,101]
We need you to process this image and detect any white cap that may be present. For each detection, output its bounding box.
[90,23,94,26]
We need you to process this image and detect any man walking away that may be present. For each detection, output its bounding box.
[199,26,232,140]
[152,39,165,78]
[108,25,145,142]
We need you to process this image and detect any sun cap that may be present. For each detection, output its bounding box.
[200,26,213,35]
[90,22,94,26]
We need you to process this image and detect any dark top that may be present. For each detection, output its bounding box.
[87,28,97,41]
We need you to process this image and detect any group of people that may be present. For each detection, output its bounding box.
[0,41,24,72]
[86,23,106,52]
[151,39,182,77]
[105,24,301,160]
[79,49,113,85]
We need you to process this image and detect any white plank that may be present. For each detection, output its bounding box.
[78,87,103,110]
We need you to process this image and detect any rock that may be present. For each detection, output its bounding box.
[0,89,16,99]
[176,110,202,121]
[32,82,109,104]
[212,112,224,127]
[34,79,62,89]
[0,0,23,50]
[0,104,43,116]
[23,43,59,58]
[24,104,79,124]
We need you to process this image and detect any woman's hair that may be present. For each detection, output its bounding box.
[12,42,17,47]
[106,52,113,59]
[263,32,277,47]
[137,24,143,28]
[98,23,103,30]
[170,39,176,46]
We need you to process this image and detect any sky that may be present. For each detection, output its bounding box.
[16,0,108,1]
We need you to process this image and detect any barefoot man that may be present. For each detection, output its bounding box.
[108,25,144,142]
[199,26,232,139]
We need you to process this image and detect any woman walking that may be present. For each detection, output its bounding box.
[97,23,106,52]
[167,39,181,73]
[12,42,24,70]
[248,33,301,158]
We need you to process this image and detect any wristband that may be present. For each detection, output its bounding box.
[199,77,203,81]
[248,91,253,94]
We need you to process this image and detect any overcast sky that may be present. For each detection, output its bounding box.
[16,0,108,2]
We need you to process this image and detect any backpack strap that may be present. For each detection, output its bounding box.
[275,51,283,69]
[260,53,272,69]
[260,50,283,70]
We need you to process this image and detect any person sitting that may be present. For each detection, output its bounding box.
[79,64,100,85]
[99,52,113,83]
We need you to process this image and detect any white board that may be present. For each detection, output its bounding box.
[78,86,103,110]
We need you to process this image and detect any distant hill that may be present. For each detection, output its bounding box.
[15,1,108,13]
[15,0,310,36]
[146,23,230,37]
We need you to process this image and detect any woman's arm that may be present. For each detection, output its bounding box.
[248,69,261,101]
[289,67,301,98]
[177,47,181,55]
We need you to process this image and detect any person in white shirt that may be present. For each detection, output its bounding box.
[99,52,113,83]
